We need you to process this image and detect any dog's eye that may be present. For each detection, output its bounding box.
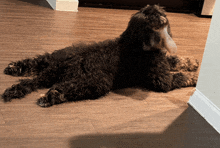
[148,15,167,30]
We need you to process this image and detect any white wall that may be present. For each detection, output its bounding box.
[46,0,56,9]
[188,0,220,133]
[196,0,220,108]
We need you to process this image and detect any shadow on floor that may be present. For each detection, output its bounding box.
[18,0,53,9]
[68,106,220,148]
[113,88,150,101]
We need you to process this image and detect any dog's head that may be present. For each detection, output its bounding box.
[121,5,177,54]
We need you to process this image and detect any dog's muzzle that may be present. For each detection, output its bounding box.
[154,25,177,54]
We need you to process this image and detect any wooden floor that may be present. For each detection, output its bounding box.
[1,0,220,147]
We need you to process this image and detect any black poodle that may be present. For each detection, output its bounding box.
[2,5,199,107]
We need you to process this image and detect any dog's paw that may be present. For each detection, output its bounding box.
[2,84,26,102]
[186,58,199,72]
[37,90,66,107]
[184,72,198,87]
[37,96,53,107]
[169,56,199,72]
[4,62,24,76]
[1,92,13,102]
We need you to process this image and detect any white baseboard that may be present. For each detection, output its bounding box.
[56,0,78,12]
[201,0,216,15]
[46,0,78,12]
[188,89,220,134]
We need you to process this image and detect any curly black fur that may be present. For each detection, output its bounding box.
[2,5,198,107]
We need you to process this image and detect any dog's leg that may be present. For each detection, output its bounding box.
[2,78,39,102]
[37,87,67,107]
[148,71,198,92]
[37,76,113,107]
[2,66,61,102]
[4,53,52,76]
[171,72,198,89]
[167,55,199,72]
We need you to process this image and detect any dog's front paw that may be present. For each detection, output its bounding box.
[184,72,198,87]
[186,58,199,72]
[2,84,26,102]
[37,90,66,107]
[37,96,53,107]
[4,62,24,76]
[169,56,199,72]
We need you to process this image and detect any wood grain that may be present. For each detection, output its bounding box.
[1,0,220,148]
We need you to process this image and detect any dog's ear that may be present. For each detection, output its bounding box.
[119,13,148,47]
